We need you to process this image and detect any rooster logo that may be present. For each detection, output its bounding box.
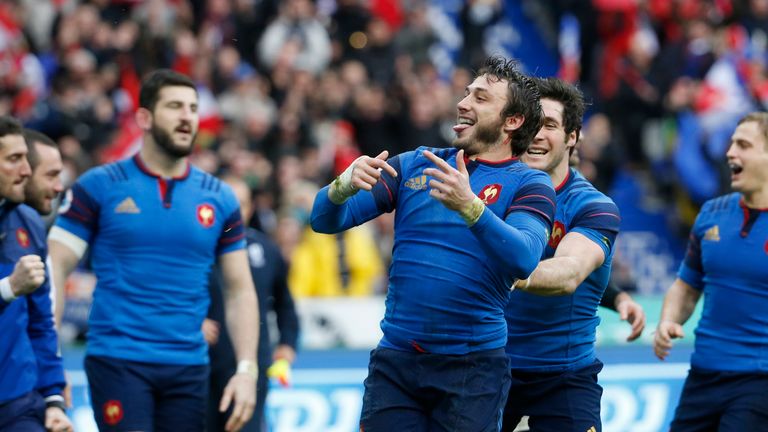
[197,204,215,228]
[103,400,123,426]
[548,221,566,249]
[16,228,29,248]
[478,184,502,205]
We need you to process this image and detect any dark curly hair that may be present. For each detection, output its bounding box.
[534,77,585,147]
[477,56,543,156]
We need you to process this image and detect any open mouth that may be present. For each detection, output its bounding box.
[526,147,549,156]
[729,162,743,175]
[453,117,475,133]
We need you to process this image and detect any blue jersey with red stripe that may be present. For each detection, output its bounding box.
[54,155,245,365]
[312,147,555,355]
[0,203,65,404]
[678,193,768,372]
[506,168,621,371]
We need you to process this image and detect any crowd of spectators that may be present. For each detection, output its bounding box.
[1,0,766,299]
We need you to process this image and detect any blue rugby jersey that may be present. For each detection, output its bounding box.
[53,155,245,365]
[505,168,621,371]
[0,203,65,403]
[678,193,768,372]
[312,147,555,355]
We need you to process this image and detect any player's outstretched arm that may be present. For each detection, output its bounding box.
[653,278,700,360]
[514,231,605,296]
[218,249,259,432]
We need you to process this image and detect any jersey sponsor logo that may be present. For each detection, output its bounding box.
[114,197,140,214]
[587,427,597,432]
[548,221,566,249]
[478,184,502,205]
[197,204,215,228]
[103,400,123,426]
[404,175,428,190]
[16,228,29,248]
[704,225,720,241]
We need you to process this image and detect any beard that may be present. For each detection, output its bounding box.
[151,123,196,158]
[452,116,505,156]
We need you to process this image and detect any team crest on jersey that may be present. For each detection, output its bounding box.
[404,175,428,190]
[764,239,768,254]
[548,221,566,249]
[197,204,215,228]
[478,184,502,205]
[704,225,720,241]
[103,400,123,426]
[16,228,29,248]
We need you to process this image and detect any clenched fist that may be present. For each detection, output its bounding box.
[10,254,46,296]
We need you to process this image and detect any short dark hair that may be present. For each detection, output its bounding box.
[0,116,23,139]
[477,56,543,156]
[138,69,197,111]
[534,77,585,144]
[23,129,58,170]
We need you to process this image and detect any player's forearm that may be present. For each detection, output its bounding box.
[470,211,547,280]
[225,285,259,363]
[519,256,585,296]
[660,279,701,325]
[47,240,82,329]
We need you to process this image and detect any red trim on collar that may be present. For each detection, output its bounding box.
[474,156,519,165]
[554,169,572,192]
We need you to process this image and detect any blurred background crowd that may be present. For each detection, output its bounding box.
[1,0,765,318]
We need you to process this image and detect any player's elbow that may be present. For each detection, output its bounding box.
[309,215,335,234]
[507,255,539,281]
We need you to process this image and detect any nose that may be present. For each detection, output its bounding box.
[725,141,736,159]
[53,177,64,193]
[20,159,31,178]
[534,127,546,142]
[457,95,470,113]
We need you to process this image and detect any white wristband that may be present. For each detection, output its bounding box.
[0,277,16,302]
[236,360,258,380]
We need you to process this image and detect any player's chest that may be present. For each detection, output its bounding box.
[399,171,515,218]
[98,187,224,245]
[700,219,768,280]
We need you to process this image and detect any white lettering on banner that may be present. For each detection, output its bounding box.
[602,384,671,432]
[269,389,362,432]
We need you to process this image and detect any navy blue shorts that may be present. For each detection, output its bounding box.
[359,347,511,432]
[85,355,209,432]
[670,368,768,432]
[501,360,603,432]
[0,391,45,432]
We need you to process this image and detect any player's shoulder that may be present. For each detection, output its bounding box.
[78,158,133,186]
[700,192,740,215]
[566,171,615,203]
[188,165,226,193]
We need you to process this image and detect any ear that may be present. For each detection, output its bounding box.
[503,114,525,134]
[135,107,153,131]
[565,130,578,152]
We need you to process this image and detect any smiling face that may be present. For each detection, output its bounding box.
[0,133,31,203]
[145,85,199,158]
[25,141,63,215]
[726,120,768,197]
[522,98,577,177]
[452,74,510,156]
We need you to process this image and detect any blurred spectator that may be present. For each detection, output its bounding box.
[257,0,331,76]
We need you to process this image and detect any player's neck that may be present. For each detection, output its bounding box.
[741,188,768,209]
[548,162,570,190]
[470,138,513,162]
[139,144,188,178]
